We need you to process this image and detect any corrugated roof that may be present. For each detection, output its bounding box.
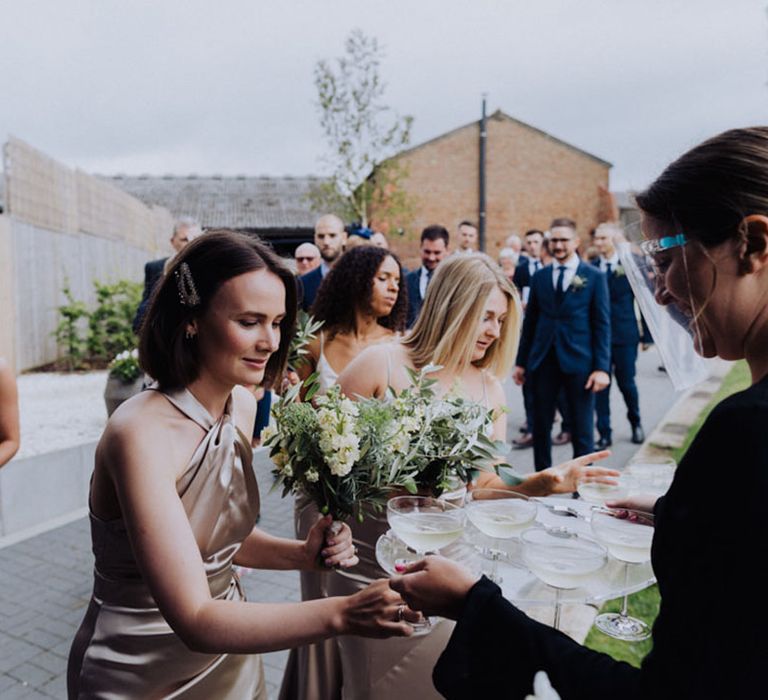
[103,175,325,229]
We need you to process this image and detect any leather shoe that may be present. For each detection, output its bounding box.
[596,436,612,449]
[512,432,534,449]
[631,425,645,444]
[552,431,571,446]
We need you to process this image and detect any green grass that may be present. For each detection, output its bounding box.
[584,361,751,666]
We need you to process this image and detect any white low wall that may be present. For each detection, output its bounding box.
[0,441,96,542]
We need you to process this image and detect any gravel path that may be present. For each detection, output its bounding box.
[16,371,108,459]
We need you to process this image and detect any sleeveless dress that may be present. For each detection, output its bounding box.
[323,369,491,700]
[67,388,266,699]
[281,346,490,699]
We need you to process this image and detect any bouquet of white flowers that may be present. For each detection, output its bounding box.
[264,366,511,521]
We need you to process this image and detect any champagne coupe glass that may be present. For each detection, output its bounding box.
[590,508,655,641]
[577,472,632,506]
[521,528,607,630]
[387,496,466,634]
[626,458,676,498]
[465,489,538,583]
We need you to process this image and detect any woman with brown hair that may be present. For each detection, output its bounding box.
[67,231,416,699]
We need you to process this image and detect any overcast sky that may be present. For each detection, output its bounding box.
[1,0,766,191]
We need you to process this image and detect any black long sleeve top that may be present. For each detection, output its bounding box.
[434,373,768,699]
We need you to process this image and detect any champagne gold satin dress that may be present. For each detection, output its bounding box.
[67,388,266,699]
[324,511,455,700]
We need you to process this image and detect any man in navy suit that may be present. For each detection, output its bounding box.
[406,225,449,327]
[590,223,651,448]
[133,217,200,332]
[513,218,611,470]
[299,214,347,312]
[511,229,545,448]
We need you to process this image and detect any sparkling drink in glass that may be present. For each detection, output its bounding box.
[465,489,537,582]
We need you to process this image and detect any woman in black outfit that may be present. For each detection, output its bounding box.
[391,126,768,699]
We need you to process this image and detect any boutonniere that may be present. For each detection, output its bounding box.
[570,275,587,291]
[613,265,626,278]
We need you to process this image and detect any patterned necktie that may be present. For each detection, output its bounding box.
[555,265,566,304]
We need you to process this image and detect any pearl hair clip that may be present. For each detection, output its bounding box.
[175,262,200,307]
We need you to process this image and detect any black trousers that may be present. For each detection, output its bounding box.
[531,348,596,471]
[595,343,641,439]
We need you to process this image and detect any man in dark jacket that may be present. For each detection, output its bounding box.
[299,214,347,312]
[405,225,450,328]
[133,217,200,332]
[590,223,651,447]
[513,218,611,471]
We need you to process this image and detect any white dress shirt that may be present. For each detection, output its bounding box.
[551,254,581,291]
[419,266,431,299]
[598,252,620,273]
[528,257,542,277]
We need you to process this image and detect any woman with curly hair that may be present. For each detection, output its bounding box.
[280,244,408,700]
[296,245,407,394]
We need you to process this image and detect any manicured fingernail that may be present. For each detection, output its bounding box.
[394,563,406,573]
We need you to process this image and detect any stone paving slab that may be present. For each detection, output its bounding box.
[0,348,724,698]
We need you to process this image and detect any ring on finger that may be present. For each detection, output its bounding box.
[396,604,406,622]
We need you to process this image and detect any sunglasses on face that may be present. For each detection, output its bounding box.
[296,257,318,263]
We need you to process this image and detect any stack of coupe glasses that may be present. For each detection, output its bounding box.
[376,458,675,639]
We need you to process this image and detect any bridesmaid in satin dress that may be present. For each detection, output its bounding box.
[281,244,408,700]
[326,254,615,699]
[67,231,417,699]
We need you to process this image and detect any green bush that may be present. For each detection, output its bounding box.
[87,280,142,363]
[53,284,90,370]
[53,279,142,370]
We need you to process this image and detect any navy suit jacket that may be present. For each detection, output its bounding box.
[516,260,611,375]
[406,268,424,328]
[299,266,324,312]
[589,257,652,346]
[512,256,541,294]
[133,257,168,332]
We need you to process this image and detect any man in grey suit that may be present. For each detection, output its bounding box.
[406,225,449,327]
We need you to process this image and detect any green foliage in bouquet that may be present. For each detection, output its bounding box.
[380,365,511,496]
[264,364,512,522]
[288,311,324,371]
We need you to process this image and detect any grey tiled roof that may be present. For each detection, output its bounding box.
[104,175,325,229]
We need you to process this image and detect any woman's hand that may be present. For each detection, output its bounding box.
[606,495,658,516]
[389,556,480,620]
[304,515,359,570]
[519,450,617,496]
[337,579,420,638]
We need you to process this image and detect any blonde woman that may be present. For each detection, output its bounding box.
[325,254,615,700]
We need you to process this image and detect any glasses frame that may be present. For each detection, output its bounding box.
[639,233,687,256]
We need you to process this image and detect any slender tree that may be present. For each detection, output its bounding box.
[309,29,414,231]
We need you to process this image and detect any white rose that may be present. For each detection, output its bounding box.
[305,469,319,483]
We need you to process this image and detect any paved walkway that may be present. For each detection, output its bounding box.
[0,347,691,698]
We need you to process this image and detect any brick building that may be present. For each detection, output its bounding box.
[375,109,611,264]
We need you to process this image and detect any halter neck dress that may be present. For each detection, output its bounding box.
[67,388,266,699]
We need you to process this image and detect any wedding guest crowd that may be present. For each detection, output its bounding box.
[299,214,347,311]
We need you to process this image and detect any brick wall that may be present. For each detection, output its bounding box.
[377,112,610,269]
